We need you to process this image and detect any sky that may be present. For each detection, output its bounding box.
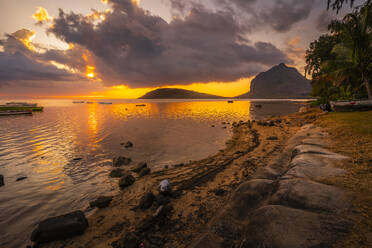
[0,0,359,99]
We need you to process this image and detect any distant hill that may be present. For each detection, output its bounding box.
[139,88,225,99]
[237,63,311,99]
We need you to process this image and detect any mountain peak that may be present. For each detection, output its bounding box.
[237,64,311,99]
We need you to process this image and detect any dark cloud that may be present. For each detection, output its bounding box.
[258,0,316,32]
[0,30,81,87]
[316,11,332,32]
[48,0,290,87]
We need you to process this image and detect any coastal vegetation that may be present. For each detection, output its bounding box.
[306,0,372,103]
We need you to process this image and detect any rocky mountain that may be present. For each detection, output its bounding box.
[237,63,311,99]
[139,88,225,99]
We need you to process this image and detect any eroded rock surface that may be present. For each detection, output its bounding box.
[189,124,351,248]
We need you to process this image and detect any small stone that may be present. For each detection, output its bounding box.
[131,162,147,173]
[164,165,169,169]
[109,169,123,178]
[139,167,151,177]
[124,141,133,148]
[111,232,139,248]
[119,174,135,189]
[211,125,215,127]
[0,174,4,187]
[174,163,184,168]
[113,156,131,167]
[267,136,279,140]
[159,179,172,195]
[222,126,227,129]
[73,158,82,161]
[90,196,113,209]
[213,188,226,196]
[16,176,27,181]
[138,192,155,210]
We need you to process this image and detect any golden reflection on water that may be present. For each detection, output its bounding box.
[88,103,98,136]
[109,101,251,120]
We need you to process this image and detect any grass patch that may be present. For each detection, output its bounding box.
[0,106,44,112]
[316,111,372,248]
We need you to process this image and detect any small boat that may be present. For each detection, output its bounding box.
[0,111,32,116]
[136,104,146,107]
[86,102,94,104]
[72,101,85,104]
[99,102,112,105]
[227,100,234,103]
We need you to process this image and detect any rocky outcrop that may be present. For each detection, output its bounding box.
[31,210,88,244]
[189,124,351,248]
[237,63,311,99]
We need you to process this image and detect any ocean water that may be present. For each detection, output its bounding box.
[0,99,305,247]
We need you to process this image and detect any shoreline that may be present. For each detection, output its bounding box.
[39,109,317,248]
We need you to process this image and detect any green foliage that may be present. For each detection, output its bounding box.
[306,1,372,101]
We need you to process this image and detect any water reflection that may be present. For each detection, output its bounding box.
[0,99,304,248]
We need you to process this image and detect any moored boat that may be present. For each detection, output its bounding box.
[99,102,112,105]
[0,110,32,116]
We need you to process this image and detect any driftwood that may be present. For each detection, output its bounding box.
[331,100,372,112]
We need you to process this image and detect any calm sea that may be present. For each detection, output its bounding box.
[0,99,305,247]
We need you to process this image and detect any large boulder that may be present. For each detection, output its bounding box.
[0,174,4,187]
[113,156,131,167]
[31,210,88,244]
[119,174,135,189]
[90,196,113,209]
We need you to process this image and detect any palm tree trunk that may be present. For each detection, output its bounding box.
[363,74,372,100]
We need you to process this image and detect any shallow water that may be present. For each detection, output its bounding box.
[0,99,304,247]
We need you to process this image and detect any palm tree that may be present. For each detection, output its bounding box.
[327,3,372,99]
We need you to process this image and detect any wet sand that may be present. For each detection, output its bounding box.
[41,110,317,248]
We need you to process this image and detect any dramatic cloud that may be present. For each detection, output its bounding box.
[0,29,82,87]
[258,0,316,32]
[47,0,290,87]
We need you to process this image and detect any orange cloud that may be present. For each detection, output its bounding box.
[32,7,52,24]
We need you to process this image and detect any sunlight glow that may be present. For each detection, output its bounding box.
[32,7,52,24]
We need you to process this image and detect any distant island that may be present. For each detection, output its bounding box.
[139,63,311,99]
[237,63,311,99]
[139,88,225,99]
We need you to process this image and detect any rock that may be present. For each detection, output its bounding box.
[113,156,131,167]
[138,167,151,177]
[139,192,155,210]
[119,174,135,189]
[222,126,227,129]
[174,163,184,168]
[111,232,140,248]
[159,179,172,195]
[155,194,170,206]
[270,179,349,212]
[267,136,278,140]
[109,169,124,178]
[153,205,173,219]
[31,210,88,244]
[230,179,275,218]
[90,196,113,209]
[213,188,225,196]
[299,106,309,113]
[16,176,27,181]
[245,205,350,248]
[0,174,4,187]
[124,141,133,148]
[131,162,147,173]
[211,125,215,127]
[73,158,82,161]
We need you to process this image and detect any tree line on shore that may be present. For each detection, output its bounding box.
[305,0,372,103]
